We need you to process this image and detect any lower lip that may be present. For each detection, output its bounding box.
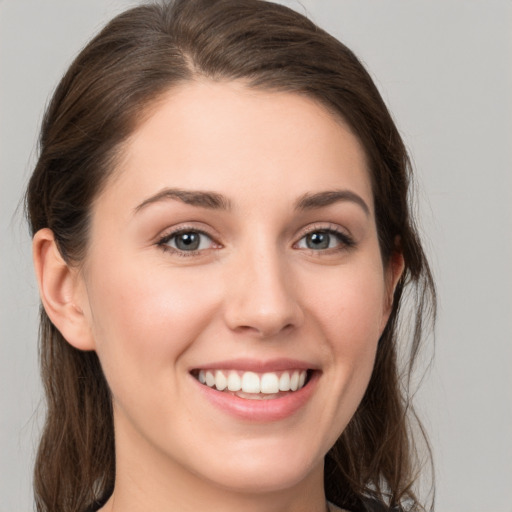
[193,371,319,422]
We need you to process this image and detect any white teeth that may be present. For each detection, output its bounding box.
[227,371,242,391]
[197,369,308,394]
[298,370,306,388]
[242,372,260,393]
[260,372,279,394]
[290,371,300,391]
[278,372,291,391]
[205,371,215,387]
[215,370,227,391]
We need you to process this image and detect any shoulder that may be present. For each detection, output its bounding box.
[328,502,351,512]
[328,499,404,512]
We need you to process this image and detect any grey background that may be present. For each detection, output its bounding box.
[1,1,511,511]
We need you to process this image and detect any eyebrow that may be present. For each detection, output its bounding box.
[134,187,370,216]
[294,190,370,216]
[134,188,232,213]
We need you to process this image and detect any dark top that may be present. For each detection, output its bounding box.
[86,500,401,512]
[85,495,401,511]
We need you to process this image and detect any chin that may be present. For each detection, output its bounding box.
[186,437,325,495]
[207,460,321,495]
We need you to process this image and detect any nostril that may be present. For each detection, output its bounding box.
[232,321,295,338]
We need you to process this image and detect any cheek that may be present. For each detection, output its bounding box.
[304,261,386,399]
[84,256,219,389]
[305,263,387,349]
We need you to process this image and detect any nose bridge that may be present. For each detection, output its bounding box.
[223,234,302,337]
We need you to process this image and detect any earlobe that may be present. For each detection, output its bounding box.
[32,228,95,351]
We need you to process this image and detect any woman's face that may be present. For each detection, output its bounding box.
[78,81,397,497]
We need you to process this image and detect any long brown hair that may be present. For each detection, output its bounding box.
[26,1,436,511]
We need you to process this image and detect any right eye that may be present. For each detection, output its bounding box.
[158,230,216,255]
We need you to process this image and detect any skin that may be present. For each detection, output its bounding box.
[34,81,403,512]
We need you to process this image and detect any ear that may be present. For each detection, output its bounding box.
[33,228,95,351]
[381,248,405,330]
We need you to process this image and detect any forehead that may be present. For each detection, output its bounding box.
[98,80,373,216]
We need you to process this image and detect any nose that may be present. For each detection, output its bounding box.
[223,247,304,339]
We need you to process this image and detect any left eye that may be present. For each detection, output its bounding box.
[296,230,345,250]
[163,231,214,252]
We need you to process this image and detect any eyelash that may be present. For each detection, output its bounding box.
[157,227,219,257]
[295,224,356,253]
[156,224,355,257]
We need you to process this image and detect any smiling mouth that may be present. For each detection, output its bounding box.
[191,369,311,400]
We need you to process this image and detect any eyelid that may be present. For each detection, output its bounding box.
[154,221,355,257]
[293,223,355,250]
[296,222,352,240]
[156,224,222,256]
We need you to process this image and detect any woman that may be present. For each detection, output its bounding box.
[26,1,435,511]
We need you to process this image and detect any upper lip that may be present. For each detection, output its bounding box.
[190,358,318,373]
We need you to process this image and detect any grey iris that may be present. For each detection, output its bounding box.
[306,232,330,249]
[176,232,200,251]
